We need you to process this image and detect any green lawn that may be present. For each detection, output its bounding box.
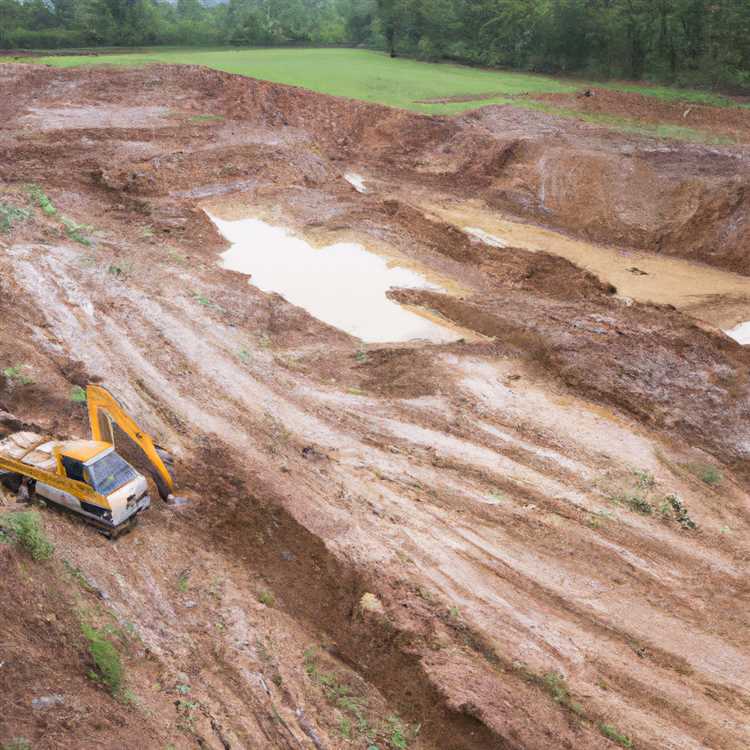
[30,47,743,142]
[33,47,577,114]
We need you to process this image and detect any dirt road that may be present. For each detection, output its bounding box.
[1,63,749,750]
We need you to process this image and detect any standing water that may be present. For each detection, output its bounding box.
[725,321,750,345]
[344,173,367,193]
[209,213,462,343]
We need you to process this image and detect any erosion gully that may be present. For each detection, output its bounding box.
[1,63,749,750]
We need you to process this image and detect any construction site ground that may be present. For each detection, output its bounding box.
[0,62,749,750]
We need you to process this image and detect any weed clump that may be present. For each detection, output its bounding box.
[258,590,274,606]
[663,495,697,530]
[0,511,54,560]
[70,385,87,404]
[303,647,419,747]
[27,184,57,216]
[3,364,34,386]
[81,622,124,696]
[2,739,31,750]
[62,216,93,246]
[682,462,723,486]
[624,494,653,515]
[0,202,31,233]
[599,722,633,748]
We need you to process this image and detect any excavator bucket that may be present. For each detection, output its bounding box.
[86,385,181,502]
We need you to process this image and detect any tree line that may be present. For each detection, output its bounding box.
[1,0,749,90]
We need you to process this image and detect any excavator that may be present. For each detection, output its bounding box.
[0,385,180,538]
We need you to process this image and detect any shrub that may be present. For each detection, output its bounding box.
[0,511,54,560]
[81,623,124,696]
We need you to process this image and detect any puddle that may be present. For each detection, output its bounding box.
[344,173,367,193]
[420,200,750,330]
[725,321,750,344]
[465,227,507,248]
[208,213,464,343]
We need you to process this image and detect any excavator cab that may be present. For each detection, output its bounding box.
[34,439,151,533]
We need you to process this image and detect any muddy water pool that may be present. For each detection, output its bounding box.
[208,213,464,343]
[725,321,750,345]
[415,199,750,331]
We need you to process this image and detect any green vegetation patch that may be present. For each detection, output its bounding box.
[0,202,31,234]
[37,48,576,114]
[189,113,224,123]
[599,722,633,748]
[61,216,93,246]
[3,364,34,385]
[599,82,746,109]
[70,385,87,403]
[0,511,54,560]
[2,739,31,750]
[81,622,124,695]
[303,646,419,748]
[27,184,57,216]
[684,462,723,486]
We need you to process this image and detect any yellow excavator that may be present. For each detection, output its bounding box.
[0,385,180,537]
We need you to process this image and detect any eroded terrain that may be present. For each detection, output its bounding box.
[1,63,749,750]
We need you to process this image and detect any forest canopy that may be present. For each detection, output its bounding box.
[2,0,749,90]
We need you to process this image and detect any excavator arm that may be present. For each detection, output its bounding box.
[86,385,176,500]
[0,453,110,509]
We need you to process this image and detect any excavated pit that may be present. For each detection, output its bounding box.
[1,62,750,750]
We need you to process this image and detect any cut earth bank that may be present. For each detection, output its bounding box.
[0,62,749,750]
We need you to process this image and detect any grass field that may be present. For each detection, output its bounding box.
[33,47,579,114]
[30,47,744,142]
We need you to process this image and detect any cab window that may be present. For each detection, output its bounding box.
[87,452,138,495]
[61,456,85,482]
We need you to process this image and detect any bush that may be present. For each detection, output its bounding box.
[0,511,54,560]
[81,623,124,696]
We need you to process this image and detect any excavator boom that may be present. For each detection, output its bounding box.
[86,385,176,500]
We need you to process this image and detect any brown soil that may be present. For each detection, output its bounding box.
[1,63,749,750]
[535,86,750,143]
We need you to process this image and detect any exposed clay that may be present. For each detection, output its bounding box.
[0,63,749,750]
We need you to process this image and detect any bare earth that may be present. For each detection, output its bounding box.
[1,63,749,750]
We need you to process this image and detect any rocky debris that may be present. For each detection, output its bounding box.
[31,693,64,709]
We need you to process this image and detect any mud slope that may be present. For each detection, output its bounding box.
[1,63,749,750]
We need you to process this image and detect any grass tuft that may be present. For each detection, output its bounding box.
[258,590,274,606]
[70,385,87,404]
[2,740,31,750]
[3,364,34,385]
[62,216,93,246]
[599,722,633,748]
[0,202,31,233]
[81,622,124,696]
[0,511,54,560]
[27,184,57,216]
